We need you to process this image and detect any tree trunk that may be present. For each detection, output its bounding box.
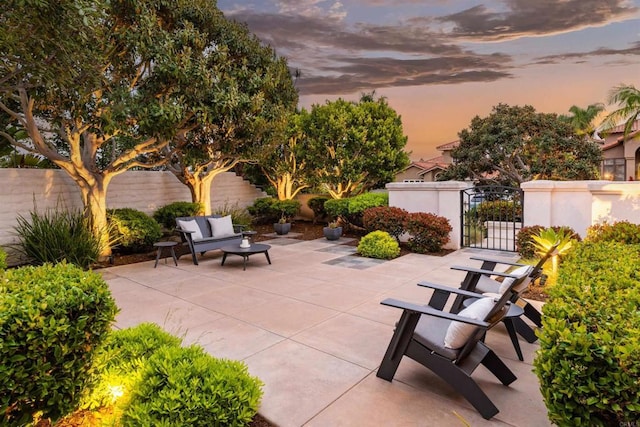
[75,174,113,259]
[186,173,218,215]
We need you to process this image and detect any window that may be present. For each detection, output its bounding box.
[602,158,625,181]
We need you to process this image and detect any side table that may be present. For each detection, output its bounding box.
[153,241,178,268]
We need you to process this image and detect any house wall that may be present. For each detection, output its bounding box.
[0,169,266,259]
[386,181,472,249]
[387,180,640,250]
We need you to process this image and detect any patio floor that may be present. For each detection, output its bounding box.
[100,236,551,427]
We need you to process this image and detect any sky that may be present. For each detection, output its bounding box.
[218,0,640,160]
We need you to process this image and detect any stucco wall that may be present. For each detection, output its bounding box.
[0,169,266,253]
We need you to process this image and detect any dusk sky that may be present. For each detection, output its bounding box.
[219,0,640,160]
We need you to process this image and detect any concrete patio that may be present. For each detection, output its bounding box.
[100,236,551,427]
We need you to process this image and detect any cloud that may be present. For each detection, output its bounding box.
[534,41,640,65]
[439,0,638,41]
[224,10,512,95]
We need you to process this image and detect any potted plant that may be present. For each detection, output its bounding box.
[273,214,291,235]
[323,221,343,241]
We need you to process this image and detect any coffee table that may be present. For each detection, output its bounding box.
[220,243,271,271]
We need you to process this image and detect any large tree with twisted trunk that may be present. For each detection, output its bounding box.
[0,0,288,255]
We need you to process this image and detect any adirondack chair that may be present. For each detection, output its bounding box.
[376,272,529,419]
[449,243,560,332]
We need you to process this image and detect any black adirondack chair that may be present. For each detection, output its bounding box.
[376,273,529,420]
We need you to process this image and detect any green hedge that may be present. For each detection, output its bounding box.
[121,344,263,426]
[0,247,6,270]
[534,241,640,425]
[0,263,118,425]
[586,220,640,244]
[153,202,202,229]
[108,208,162,252]
[248,197,301,224]
[476,200,522,222]
[324,192,388,227]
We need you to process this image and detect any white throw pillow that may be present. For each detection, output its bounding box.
[177,219,203,240]
[444,297,495,349]
[498,265,532,294]
[208,215,235,238]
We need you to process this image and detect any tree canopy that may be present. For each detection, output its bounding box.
[300,94,410,198]
[440,104,602,186]
[0,0,294,252]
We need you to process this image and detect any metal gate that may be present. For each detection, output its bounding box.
[460,186,524,251]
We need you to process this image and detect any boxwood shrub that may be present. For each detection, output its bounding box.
[534,241,640,425]
[108,208,162,252]
[0,263,117,426]
[153,202,202,229]
[248,197,300,224]
[357,231,400,259]
[121,345,263,427]
[404,212,452,253]
[586,220,640,244]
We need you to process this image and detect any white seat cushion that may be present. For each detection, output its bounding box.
[177,219,203,240]
[208,215,235,238]
[444,297,495,349]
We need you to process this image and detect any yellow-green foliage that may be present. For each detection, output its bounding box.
[357,230,400,259]
[0,247,6,270]
[534,241,640,425]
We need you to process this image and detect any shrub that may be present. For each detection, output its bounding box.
[347,192,388,215]
[404,212,452,253]
[476,200,522,222]
[248,198,300,224]
[357,231,400,259]
[0,263,118,425]
[108,208,162,252]
[517,225,580,259]
[80,323,183,415]
[121,345,263,427]
[324,198,350,220]
[307,196,329,222]
[586,220,640,244]
[534,241,640,425]
[362,206,408,241]
[153,202,202,229]
[0,247,6,270]
[14,207,101,269]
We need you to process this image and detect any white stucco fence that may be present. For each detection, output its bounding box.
[0,169,266,256]
[387,180,640,250]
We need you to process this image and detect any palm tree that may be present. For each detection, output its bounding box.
[602,84,640,141]
[562,103,605,139]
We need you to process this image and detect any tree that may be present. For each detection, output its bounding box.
[301,94,410,199]
[440,104,602,186]
[602,84,640,140]
[163,19,298,213]
[0,0,251,256]
[561,103,604,139]
[258,112,310,200]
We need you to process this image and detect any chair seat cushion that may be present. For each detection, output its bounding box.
[414,315,460,360]
[177,219,203,240]
[444,297,495,349]
[475,275,500,294]
[497,265,532,294]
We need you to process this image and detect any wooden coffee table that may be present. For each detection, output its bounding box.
[220,243,271,271]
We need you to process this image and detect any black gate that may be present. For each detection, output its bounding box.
[460,186,524,252]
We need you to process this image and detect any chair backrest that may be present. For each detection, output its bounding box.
[456,270,530,362]
[175,215,222,240]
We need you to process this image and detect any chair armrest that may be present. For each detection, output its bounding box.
[174,228,195,234]
[450,265,523,279]
[417,281,496,299]
[380,298,489,327]
[469,256,525,268]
